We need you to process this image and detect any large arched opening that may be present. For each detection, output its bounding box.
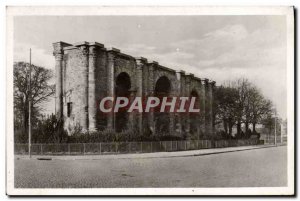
[115,72,131,132]
[154,76,171,135]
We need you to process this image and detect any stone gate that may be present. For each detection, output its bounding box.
[53,41,216,139]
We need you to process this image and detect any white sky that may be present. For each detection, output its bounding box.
[13,15,287,119]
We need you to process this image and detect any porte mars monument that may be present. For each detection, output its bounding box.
[53,41,216,138]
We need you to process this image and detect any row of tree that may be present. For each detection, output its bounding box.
[214,79,274,138]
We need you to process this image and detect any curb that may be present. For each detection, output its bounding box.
[15,145,285,161]
[191,145,276,157]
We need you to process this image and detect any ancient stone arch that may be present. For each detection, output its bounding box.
[53,41,216,139]
[115,72,132,132]
[153,76,172,135]
[154,71,176,95]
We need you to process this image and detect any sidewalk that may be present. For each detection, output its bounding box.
[15,144,279,161]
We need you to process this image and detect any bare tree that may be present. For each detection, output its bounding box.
[13,62,55,133]
[214,85,239,136]
[232,78,252,136]
[248,87,272,132]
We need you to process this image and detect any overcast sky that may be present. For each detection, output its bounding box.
[13,15,287,119]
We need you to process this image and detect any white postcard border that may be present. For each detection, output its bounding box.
[6,6,295,196]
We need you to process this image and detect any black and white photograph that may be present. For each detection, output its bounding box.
[6,6,294,196]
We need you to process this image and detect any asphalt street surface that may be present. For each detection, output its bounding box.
[15,146,287,188]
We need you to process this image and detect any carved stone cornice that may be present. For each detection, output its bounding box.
[79,45,89,56]
[89,46,97,57]
[135,57,147,70]
[54,53,64,61]
[107,48,120,62]
[53,41,72,57]
[176,70,185,75]
[185,73,194,84]
[148,61,158,72]
[107,52,116,62]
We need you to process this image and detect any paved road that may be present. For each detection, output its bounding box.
[15,146,287,188]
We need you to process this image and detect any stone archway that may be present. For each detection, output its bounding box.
[154,76,171,135]
[115,72,131,132]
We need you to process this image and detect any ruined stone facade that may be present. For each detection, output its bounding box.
[53,41,216,139]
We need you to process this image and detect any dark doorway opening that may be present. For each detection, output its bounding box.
[154,76,171,135]
[115,72,131,132]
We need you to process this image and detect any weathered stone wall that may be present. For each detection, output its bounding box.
[94,47,108,131]
[53,41,216,139]
[63,45,89,132]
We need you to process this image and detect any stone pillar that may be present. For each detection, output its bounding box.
[175,70,185,137]
[128,89,137,130]
[62,52,67,119]
[210,81,216,135]
[135,57,147,135]
[78,44,89,131]
[200,79,206,135]
[185,74,193,139]
[195,81,202,140]
[53,42,71,120]
[148,61,157,135]
[203,78,211,136]
[54,52,63,119]
[169,92,175,136]
[107,48,119,130]
[88,43,103,132]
